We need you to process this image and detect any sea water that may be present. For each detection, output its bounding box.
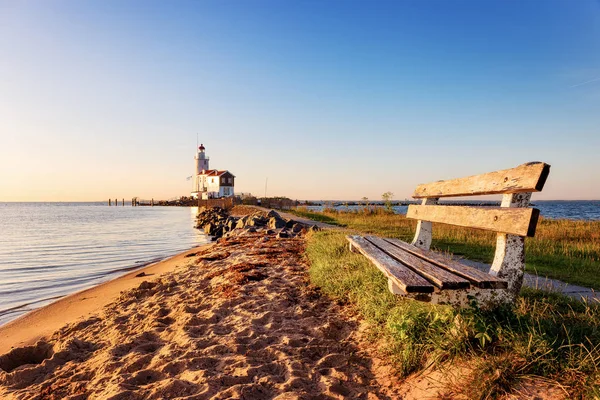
[0,203,208,326]
[304,200,600,220]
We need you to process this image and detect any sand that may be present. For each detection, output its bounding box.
[0,227,403,399]
[0,246,213,356]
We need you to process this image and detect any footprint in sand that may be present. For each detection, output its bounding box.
[123,369,165,386]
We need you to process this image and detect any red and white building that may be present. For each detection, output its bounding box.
[191,144,235,199]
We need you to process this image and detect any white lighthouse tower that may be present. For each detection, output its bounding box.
[191,144,210,198]
[195,143,209,173]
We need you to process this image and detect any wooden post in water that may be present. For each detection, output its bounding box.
[108,199,111,206]
[122,198,124,206]
[151,198,154,207]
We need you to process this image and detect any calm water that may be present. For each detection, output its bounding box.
[0,203,208,326]
[305,200,600,220]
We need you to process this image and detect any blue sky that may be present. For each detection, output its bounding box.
[1,0,599,201]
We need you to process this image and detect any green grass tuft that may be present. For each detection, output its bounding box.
[305,230,600,397]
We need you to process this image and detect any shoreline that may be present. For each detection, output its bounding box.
[0,244,212,355]
[0,211,405,399]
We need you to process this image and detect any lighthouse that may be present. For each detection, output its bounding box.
[195,144,209,173]
[191,144,236,199]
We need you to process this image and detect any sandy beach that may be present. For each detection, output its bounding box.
[0,246,212,356]
[0,210,403,399]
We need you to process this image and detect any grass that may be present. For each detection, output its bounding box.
[305,230,600,398]
[288,207,600,290]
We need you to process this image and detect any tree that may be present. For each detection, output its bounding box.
[361,196,369,213]
[381,191,394,212]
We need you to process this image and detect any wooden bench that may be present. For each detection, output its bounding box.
[347,162,551,307]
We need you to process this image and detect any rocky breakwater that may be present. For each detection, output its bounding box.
[195,207,317,240]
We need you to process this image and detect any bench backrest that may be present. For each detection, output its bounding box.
[407,162,550,240]
[406,162,551,300]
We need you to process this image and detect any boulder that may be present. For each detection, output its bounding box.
[268,216,286,229]
[247,216,267,227]
[276,230,289,239]
[236,216,248,229]
[266,210,281,219]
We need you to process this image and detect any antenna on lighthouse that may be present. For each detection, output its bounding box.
[196,133,199,149]
[264,177,268,198]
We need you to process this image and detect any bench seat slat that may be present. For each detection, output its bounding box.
[407,205,540,237]
[365,236,470,290]
[347,236,434,293]
[384,238,508,289]
[413,162,550,198]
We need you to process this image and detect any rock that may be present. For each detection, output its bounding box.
[246,227,257,233]
[196,207,230,228]
[292,223,303,233]
[213,226,224,238]
[285,219,296,228]
[266,210,281,219]
[277,230,289,239]
[204,223,214,235]
[135,272,146,278]
[309,225,321,232]
[247,216,267,227]
[268,216,286,229]
[236,217,247,229]
[266,229,276,235]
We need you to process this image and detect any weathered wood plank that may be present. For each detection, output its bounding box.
[406,205,540,237]
[413,162,550,198]
[346,236,434,293]
[384,238,508,289]
[365,236,470,290]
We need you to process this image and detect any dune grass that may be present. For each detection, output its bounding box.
[305,230,600,398]
[289,208,600,290]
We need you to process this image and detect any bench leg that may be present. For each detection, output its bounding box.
[388,279,405,295]
[490,234,525,303]
[488,192,531,303]
[411,198,438,250]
